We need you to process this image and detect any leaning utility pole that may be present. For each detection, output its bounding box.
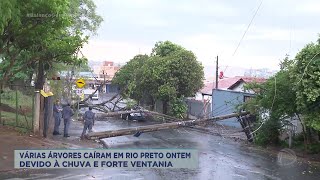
[215,56,219,89]
[88,112,249,139]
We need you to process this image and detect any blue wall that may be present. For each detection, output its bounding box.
[212,89,254,128]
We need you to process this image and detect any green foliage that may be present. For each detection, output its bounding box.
[306,143,320,154]
[113,41,204,114]
[291,40,320,131]
[113,54,149,99]
[244,55,299,145]
[124,99,138,109]
[0,0,102,87]
[1,112,33,132]
[169,97,187,119]
[244,36,320,146]
[253,115,281,146]
[151,41,185,57]
[0,88,33,109]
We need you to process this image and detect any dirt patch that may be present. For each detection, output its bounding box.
[0,103,30,115]
[0,124,102,172]
[0,103,17,113]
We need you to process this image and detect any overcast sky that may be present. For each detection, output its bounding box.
[82,0,320,73]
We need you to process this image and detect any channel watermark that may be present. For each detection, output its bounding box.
[277,148,297,166]
[26,13,77,18]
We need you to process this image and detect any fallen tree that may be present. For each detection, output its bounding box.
[72,86,128,112]
[95,109,181,122]
[87,111,249,139]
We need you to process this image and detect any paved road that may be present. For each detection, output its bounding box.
[1,118,320,180]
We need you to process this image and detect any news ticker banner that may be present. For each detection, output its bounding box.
[15,149,198,169]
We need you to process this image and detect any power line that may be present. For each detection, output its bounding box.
[250,76,276,135]
[224,0,263,73]
[212,96,242,113]
[296,52,320,85]
[213,105,238,117]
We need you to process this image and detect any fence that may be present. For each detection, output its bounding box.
[0,84,35,131]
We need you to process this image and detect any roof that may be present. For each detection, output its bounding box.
[228,77,266,90]
[200,76,266,95]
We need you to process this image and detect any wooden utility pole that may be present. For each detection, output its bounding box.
[103,70,106,93]
[88,112,249,139]
[33,90,40,134]
[215,56,219,89]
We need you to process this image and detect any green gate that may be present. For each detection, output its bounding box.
[0,84,35,132]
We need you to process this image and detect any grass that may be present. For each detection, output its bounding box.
[0,88,34,133]
[1,88,33,111]
[1,111,33,130]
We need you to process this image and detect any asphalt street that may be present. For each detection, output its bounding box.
[1,118,320,180]
[1,93,320,180]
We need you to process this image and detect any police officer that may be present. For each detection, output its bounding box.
[53,99,62,135]
[62,103,74,137]
[81,106,95,139]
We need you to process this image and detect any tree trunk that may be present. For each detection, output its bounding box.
[35,60,45,90]
[163,100,168,114]
[151,97,155,111]
[306,127,312,144]
[296,114,308,151]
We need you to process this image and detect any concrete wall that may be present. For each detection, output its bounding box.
[186,99,211,119]
[154,100,164,114]
[230,82,245,92]
[195,92,212,103]
[212,89,254,128]
[228,81,255,94]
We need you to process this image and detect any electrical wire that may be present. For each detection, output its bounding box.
[224,0,263,73]
[296,52,320,85]
[250,76,276,135]
[211,96,241,113]
[213,105,234,116]
[214,106,237,117]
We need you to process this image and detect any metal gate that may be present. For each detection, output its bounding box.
[0,84,35,132]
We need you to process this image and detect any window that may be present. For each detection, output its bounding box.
[244,96,253,102]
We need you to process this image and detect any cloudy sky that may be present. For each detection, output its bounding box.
[82,0,320,74]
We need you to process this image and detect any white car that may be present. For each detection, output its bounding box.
[92,91,99,100]
[84,89,99,100]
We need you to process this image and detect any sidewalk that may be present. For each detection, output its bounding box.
[0,120,102,172]
[50,119,104,148]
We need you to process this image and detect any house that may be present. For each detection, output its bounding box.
[93,61,121,80]
[227,77,266,93]
[212,89,255,128]
[57,68,120,94]
[189,76,265,119]
[209,77,265,128]
[91,61,122,93]
[195,76,266,102]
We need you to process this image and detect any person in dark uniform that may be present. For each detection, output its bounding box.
[81,106,95,139]
[61,103,74,137]
[53,99,62,135]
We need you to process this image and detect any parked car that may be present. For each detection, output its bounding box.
[91,91,99,100]
[121,105,146,121]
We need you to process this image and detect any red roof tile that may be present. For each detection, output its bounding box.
[200,76,266,94]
